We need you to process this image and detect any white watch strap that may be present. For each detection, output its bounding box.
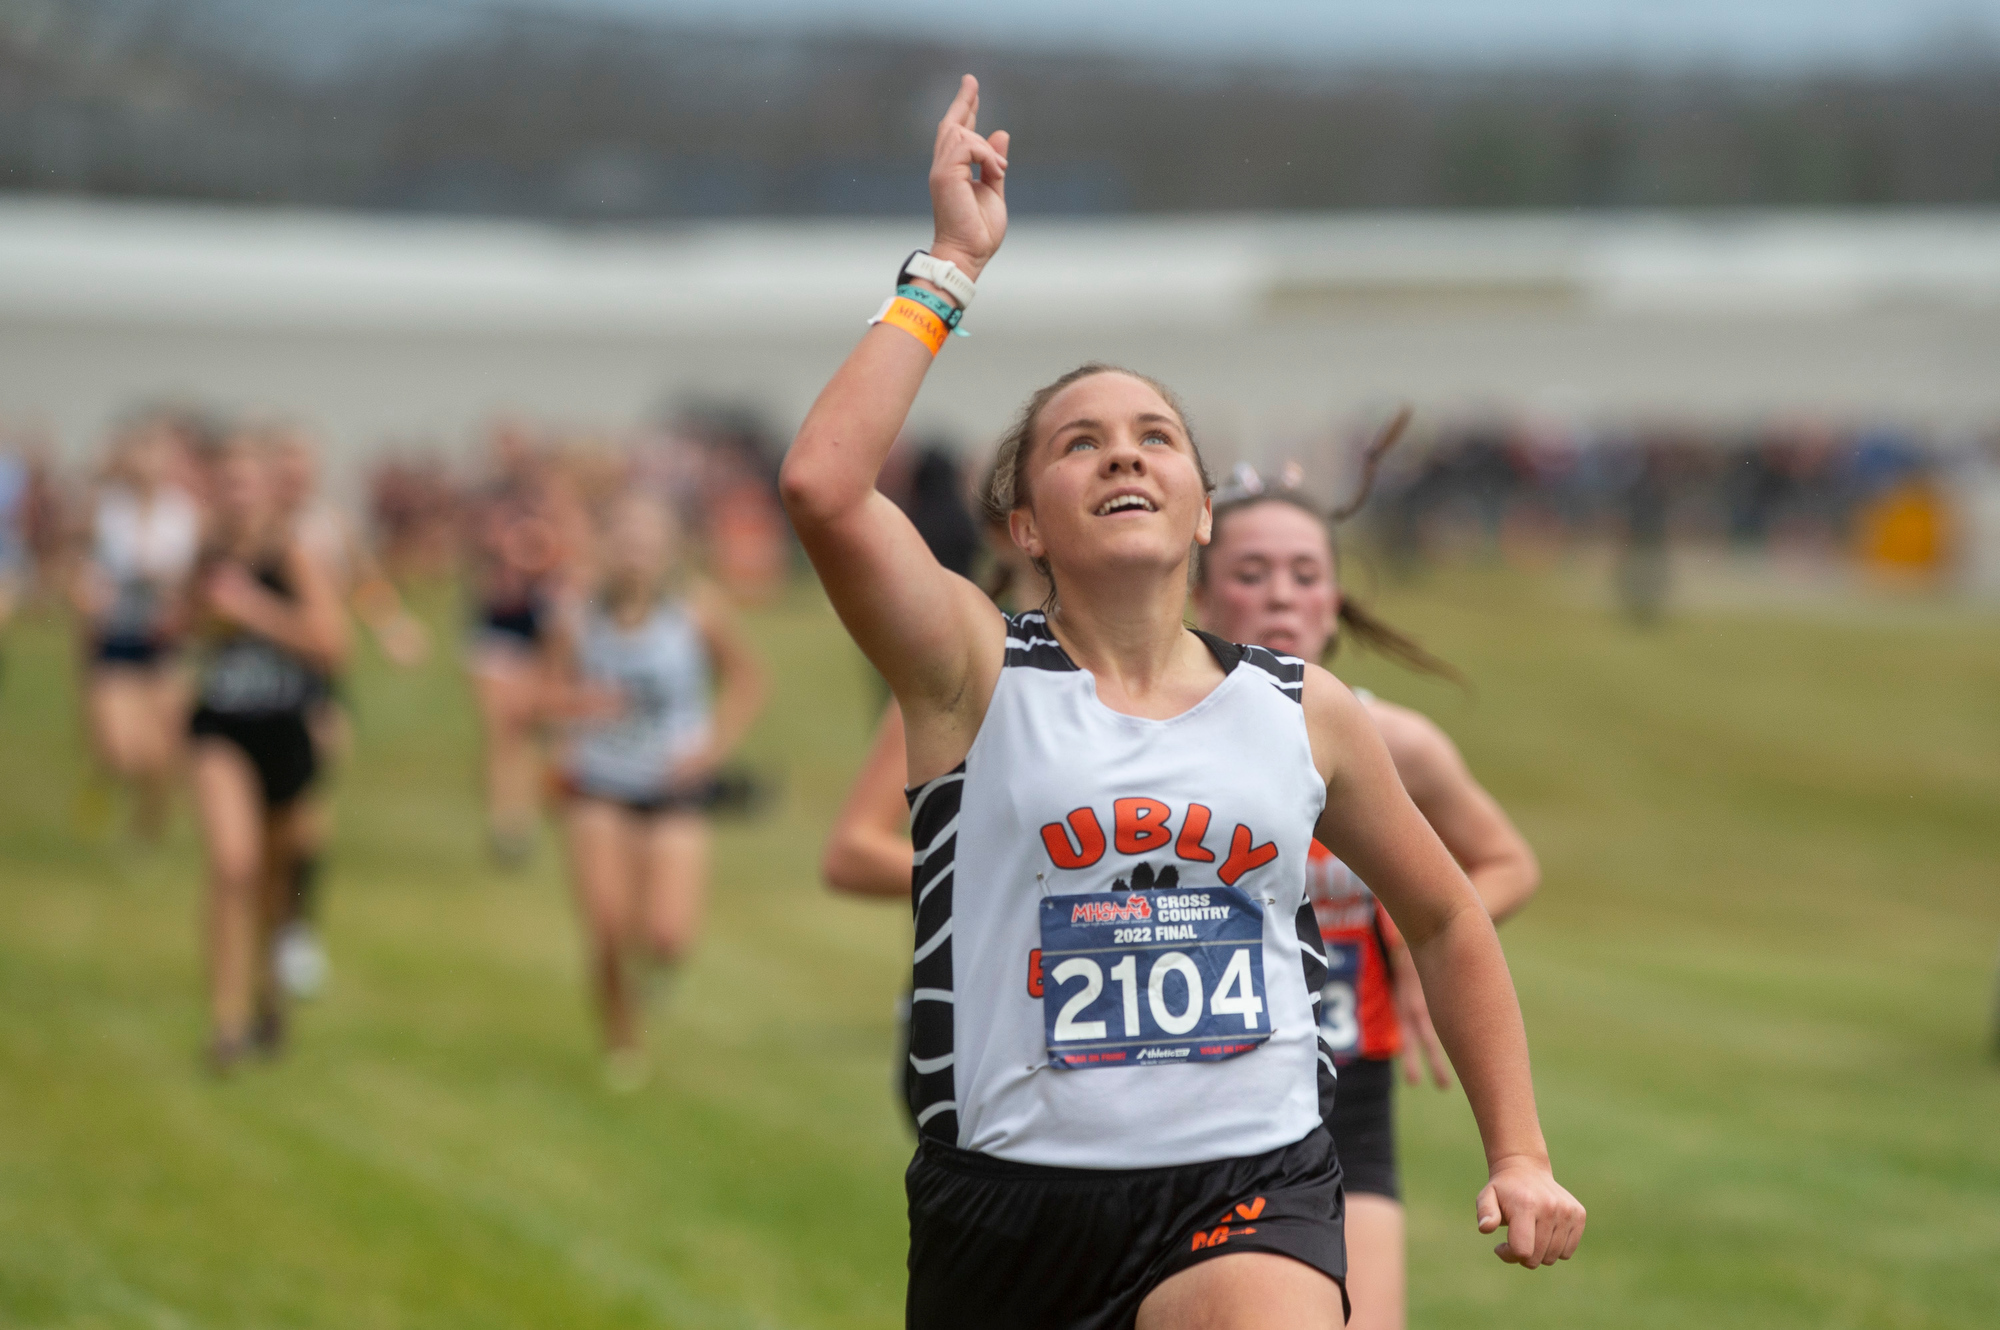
[903,251,977,309]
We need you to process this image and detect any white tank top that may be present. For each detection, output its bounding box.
[92,486,199,638]
[906,610,1331,1169]
[564,599,712,800]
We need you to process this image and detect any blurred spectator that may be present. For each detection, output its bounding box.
[676,410,789,605]
[369,450,461,582]
[1958,437,2000,600]
[1617,446,1672,624]
[1362,412,1989,593]
[0,440,28,660]
[896,444,980,581]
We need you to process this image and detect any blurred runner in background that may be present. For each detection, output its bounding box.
[0,438,29,682]
[368,451,460,583]
[185,436,347,1072]
[69,414,203,841]
[1617,445,1672,624]
[268,428,431,999]
[1191,459,1540,1330]
[465,423,571,866]
[544,490,766,1089]
[691,416,791,605]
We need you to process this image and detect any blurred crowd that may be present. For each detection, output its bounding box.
[1364,417,1992,580]
[0,407,794,634]
[7,410,1993,643]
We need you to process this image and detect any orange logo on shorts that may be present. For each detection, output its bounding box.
[1189,1196,1265,1250]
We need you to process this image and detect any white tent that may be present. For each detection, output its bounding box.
[3,199,1999,463]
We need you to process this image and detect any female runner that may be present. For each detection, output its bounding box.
[826,463,1543,1318]
[781,77,1582,1330]
[186,437,347,1070]
[268,428,431,998]
[71,417,201,840]
[466,425,571,865]
[546,491,767,1086]
[1192,470,1540,1330]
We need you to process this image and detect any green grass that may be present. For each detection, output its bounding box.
[2,569,1997,1329]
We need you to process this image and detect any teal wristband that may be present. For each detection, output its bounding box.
[895,284,968,336]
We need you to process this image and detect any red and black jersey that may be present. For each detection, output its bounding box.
[1305,840,1400,1063]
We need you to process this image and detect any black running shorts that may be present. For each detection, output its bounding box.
[190,708,318,809]
[559,774,709,819]
[93,634,169,668]
[905,1128,1347,1330]
[1328,1057,1399,1201]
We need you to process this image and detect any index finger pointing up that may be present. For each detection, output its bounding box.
[936,74,978,142]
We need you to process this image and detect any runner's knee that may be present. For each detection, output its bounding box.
[641,921,692,965]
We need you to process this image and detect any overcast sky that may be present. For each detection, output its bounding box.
[513,0,2000,68]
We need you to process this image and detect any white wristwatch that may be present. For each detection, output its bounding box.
[899,250,977,310]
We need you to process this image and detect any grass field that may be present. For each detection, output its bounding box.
[2,567,1997,1329]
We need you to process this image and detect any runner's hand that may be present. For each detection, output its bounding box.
[1388,942,1452,1089]
[375,613,430,668]
[204,563,279,629]
[928,75,1009,281]
[570,682,626,723]
[1476,1160,1586,1269]
[666,743,722,793]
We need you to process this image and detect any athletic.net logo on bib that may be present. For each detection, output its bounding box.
[1037,884,1271,1069]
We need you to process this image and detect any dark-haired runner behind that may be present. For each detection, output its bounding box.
[1193,475,1539,1330]
[186,437,347,1071]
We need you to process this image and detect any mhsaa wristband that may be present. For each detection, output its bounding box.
[895,284,966,332]
[869,295,949,355]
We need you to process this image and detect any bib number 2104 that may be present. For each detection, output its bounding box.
[1039,885,1271,1069]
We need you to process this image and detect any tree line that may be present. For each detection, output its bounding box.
[4,0,1998,218]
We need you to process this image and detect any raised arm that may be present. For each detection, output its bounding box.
[777,76,1011,780]
[1304,666,1584,1270]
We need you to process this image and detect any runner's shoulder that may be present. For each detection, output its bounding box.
[1299,662,1374,782]
[1362,698,1467,792]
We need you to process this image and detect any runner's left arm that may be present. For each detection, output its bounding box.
[1305,664,1584,1270]
[822,703,915,898]
[529,594,616,723]
[1375,701,1539,923]
[200,542,349,672]
[678,582,769,784]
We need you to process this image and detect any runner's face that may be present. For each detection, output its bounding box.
[124,429,171,489]
[1195,501,1339,660]
[605,500,672,587]
[216,451,272,528]
[1013,373,1210,582]
[272,441,316,511]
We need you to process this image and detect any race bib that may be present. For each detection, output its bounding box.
[1038,885,1271,1069]
[1318,940,1362,1059]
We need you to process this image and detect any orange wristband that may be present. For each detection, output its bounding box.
[875,295,949,355]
